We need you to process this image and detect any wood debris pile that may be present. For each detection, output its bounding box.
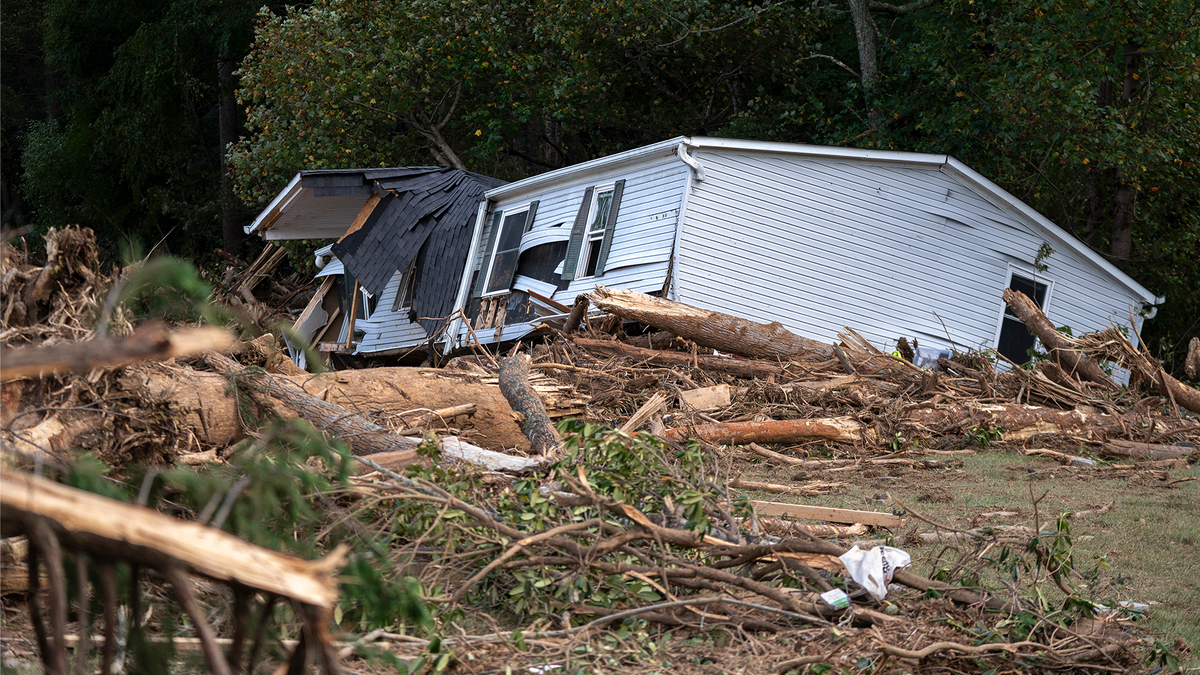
[2,229,1198,673]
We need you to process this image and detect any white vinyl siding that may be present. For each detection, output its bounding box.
[677,150,1145,361]
[354,268,429,354]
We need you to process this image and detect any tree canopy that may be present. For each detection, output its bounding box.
[4,0,1197,369]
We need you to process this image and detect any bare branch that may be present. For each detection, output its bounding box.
[868,0,939,15]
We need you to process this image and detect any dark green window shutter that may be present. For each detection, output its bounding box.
[593,179,624,277]
[560,187,594,281]
[472,210,504,299]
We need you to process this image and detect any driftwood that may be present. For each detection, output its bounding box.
[0,469,345,675]
[589,287,832,360]
[574,336,787,379]
[728,477,845,496]
[0,325,234,379]
[1003,289,1116,389]
[498,354,563,458]
[1074,327,1200,415]
[564,295,590,333]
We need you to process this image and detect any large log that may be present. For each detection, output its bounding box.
[498,354,562,458]
[663,417,872,445]
[203,353,541,472]
[1002,289,1116,389]
[132,361,536,450]
[589,287,832,360]
[663,402,1199,446]
[574,337,786,379]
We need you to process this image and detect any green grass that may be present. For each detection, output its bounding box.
[737,448,1200,664]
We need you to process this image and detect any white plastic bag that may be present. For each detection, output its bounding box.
[838,545,912,600]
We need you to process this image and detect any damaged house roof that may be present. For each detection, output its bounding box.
[247,167,505,337]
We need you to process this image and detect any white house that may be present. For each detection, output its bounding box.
[248,138,1163,368]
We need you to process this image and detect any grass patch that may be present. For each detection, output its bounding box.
[738,447,1200,664]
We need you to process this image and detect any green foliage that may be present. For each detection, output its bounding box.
[965,426,1004,448]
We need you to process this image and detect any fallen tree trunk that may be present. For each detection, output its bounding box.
[665,403,1199,447]
[1002,289,1116,390]
[589,287,832,360]
[1074,327,1200,415]
[204,352,540,472]
[574,337,787,379]
[1103,439,1195,461]
[499,354,562,458]
[0,469,343,608]
[663,417,873,445]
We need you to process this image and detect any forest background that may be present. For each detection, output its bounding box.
[2,0,1197,371]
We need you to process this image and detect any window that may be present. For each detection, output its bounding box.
[995,268,1052,365]
[562,180,625,281]
[359,286,378,320]
[481,205,533,296]
[391,262,416,312]
[577,186,614,279]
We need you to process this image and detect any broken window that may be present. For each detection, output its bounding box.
[360,286,378,320]
[578,186,614,279]
[391,262,416,312]
[480,203,538,296]
[996,269,1052,365]
[562,179,625,281]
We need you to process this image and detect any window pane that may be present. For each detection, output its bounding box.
[584,239,603,277]
[590,191,613,232]
[998,316,1038,364]
[497,211,527,250]
[1005,273,1048,319]
[486,250,519,294]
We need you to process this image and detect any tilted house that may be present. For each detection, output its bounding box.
[440,137,1162,366]
[248,137,1162,370]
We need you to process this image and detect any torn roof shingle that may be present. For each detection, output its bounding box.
[331,167,505,337]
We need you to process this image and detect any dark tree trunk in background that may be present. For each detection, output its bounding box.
[218,55,242,258]
[1110,41,1142,269]
[847,0,879,126]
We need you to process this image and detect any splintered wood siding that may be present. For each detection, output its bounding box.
[677,151,1145,356]
[354,268,427,354]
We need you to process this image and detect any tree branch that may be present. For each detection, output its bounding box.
[868,0,939,15]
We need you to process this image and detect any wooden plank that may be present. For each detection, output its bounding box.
[678,384,731,411]
[338,194,382,243]
[750,500,903,527]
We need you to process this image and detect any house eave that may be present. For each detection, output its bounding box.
[245,172,303,235]
[484,137,688,203]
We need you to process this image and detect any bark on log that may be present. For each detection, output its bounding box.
[665,403,1200,446]
[663,417,873,445]
[0,469,344,608]
[589,287,832,360]
[1002,289,1116,389]
[574,337,786,379]
[204,352,541,472]
[1103,440,1195,461]
[1186,337,1199,380]
[498,354,562,458]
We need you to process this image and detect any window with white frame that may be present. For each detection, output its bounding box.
[577,185,615,279]
[391,262,416,312]
[481,205,532,296]
[994,267,1053,365]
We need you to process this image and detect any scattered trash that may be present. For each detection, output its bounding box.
[838,546,913,601]
[820,588,851,610]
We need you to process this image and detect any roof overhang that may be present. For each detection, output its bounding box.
[245,172,376,241]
